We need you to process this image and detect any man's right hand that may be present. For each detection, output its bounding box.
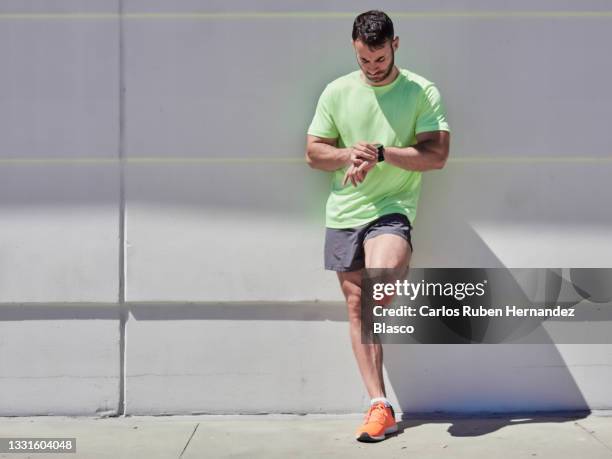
[341,142,378,186]
[348,141,378,165]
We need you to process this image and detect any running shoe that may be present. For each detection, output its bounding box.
[355,402,398,442]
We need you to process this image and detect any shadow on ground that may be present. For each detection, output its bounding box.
[390,411,591,437]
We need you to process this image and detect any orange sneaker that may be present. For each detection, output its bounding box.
[355,402,398,442]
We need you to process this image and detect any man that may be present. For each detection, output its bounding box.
[305,10,451,442]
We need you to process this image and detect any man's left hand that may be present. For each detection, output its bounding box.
[342,158,376,187]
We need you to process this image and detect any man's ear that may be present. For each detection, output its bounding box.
[394,37,400,51]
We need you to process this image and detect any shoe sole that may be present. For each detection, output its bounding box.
[356,424,398,442]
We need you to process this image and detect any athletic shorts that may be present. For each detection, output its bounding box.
[324,213,413,272]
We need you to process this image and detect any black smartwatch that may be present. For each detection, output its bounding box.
[375,144,385,162]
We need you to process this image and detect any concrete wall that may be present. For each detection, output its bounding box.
[1,1,611,415]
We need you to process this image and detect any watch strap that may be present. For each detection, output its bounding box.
[377,144,385,162]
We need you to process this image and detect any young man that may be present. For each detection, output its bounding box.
[305,10,451,442]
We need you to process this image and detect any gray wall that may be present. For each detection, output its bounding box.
[1,1,611,415]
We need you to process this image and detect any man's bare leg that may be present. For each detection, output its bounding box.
[365,233,411,396]
[337,233,411,399]
[337,269,387,398]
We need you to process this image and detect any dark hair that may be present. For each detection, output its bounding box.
[352,10,394,49]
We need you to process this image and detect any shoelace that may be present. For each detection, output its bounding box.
[363,404,387,425]
[362,405,374,423]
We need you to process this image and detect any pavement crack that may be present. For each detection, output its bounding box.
[575,421,612,454]
[179,422,200,458]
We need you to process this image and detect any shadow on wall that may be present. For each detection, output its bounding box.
[384,340,592,419]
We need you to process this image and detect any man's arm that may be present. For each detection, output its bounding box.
[384,130,450,171]
[305,135,349,171]
[344,130,450,186]
[305,135,378,172]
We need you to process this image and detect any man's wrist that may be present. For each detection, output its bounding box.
[340,148,352,165]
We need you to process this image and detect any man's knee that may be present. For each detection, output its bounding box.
[364,237,410,306]
[364,234,411,270]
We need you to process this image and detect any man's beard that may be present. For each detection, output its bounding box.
[364,51,395,83]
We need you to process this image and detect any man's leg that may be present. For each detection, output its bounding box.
[337,269,386,399]
[363,233,412,396]
[342,233,411,442]
[337,234,411,400]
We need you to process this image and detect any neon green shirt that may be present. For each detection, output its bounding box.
[308,68,450,229]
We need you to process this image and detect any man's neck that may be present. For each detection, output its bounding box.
[361,66,400,87]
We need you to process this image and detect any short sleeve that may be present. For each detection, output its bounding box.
[415,84,450,134]
[307,84,339,139]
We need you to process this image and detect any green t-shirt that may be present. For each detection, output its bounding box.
[307,68,450,229]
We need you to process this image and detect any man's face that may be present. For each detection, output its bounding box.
[353,38,398,84]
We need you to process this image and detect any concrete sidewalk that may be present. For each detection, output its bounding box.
[1,412,611,458]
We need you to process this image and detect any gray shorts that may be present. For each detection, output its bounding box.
[324,213,413,272]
